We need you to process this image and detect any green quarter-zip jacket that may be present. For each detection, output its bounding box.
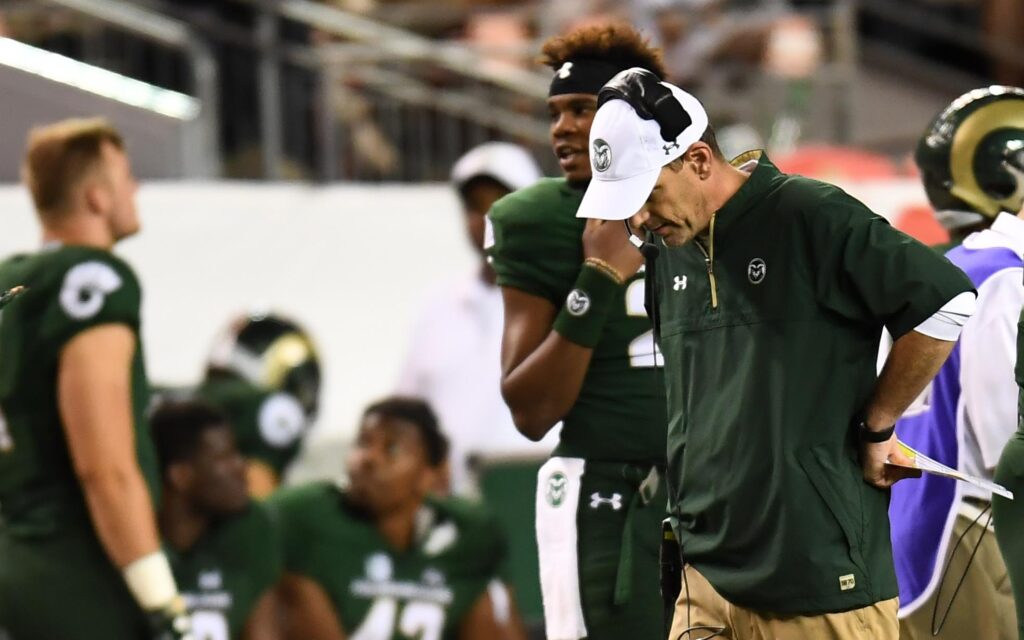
[655,152,974,615]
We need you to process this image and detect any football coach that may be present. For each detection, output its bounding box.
[573,68,977,639]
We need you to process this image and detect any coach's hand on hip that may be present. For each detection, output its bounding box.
[860,431,921,489]
[583,218,644,282]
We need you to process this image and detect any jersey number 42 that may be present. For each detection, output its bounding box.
[351,598,446,640]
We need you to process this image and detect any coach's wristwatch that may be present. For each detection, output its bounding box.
[858,419,896,443]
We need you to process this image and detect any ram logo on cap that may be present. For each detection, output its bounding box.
[593,139,612,172]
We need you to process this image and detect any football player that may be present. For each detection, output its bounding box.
[151,399,282,640]
[271,397,525,640]
[892,86,1024,639]
[200,312,320,497]
[918,86,1024,249]
[0,119,191,639]
[484,25,669,640]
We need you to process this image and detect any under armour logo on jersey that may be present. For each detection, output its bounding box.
[557,61,573,79]
[748,258,766,284]
[589,492,623,510]
[673,276,687,291]
[663,141,680,155]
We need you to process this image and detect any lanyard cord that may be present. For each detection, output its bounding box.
[930,503,993,635]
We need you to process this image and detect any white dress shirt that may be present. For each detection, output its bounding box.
[396,272,557,495]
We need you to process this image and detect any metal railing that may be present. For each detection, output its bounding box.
[10,0,220,175]
[5,0,868,180]
[237,0,552,180]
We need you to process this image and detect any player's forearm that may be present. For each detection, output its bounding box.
[501,334,593,440]
[244,589,283,640]
[279,574,347,640]
[864,330,956,428]
[79,461,162,568]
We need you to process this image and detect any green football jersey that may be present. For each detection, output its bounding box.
[168,502,281,640]
[0,246,159,537]
[197,378,307,476]
[271,482,506,640]
[486,178,666,463]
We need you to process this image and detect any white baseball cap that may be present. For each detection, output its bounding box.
[451,142,542,193]
[576,79,709,220]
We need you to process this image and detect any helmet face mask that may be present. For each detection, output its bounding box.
[916,86,1024,223]
[207,313,322,420]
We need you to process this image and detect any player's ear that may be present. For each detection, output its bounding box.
[82,176,110,215]
[166,462,193,492]
[685,144,713,180]
[421,460,451,497]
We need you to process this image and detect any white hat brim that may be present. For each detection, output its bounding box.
[575,166,661,220]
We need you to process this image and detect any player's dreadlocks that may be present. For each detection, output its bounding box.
[539,23,668,80]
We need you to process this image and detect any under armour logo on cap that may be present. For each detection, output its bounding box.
[663,141,680,155]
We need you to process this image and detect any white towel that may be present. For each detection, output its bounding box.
[535,456,588,640]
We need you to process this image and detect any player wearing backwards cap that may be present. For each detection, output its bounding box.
[484,25,668,640]
[0,119,191,639]
[890,86,1024,640]
[396,142,548,496]
[576,68,974,638]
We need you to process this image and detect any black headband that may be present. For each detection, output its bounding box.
[548,58,624,97]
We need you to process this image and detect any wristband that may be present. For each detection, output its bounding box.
[123,551,180,611]
[582,257,625,285]
[553,264,622,348]
[858,420,896,443]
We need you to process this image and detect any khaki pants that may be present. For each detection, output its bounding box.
[899,508,1017,640]
[667,564,898,640]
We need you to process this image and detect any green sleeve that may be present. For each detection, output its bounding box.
[802,187,975,339]
[40,254,141,348]
[486,179,585,306]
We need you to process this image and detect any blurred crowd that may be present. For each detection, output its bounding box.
[2,0,1020,181]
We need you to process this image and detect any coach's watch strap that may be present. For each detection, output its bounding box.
[858,420,896,443]
[553,264,621,348]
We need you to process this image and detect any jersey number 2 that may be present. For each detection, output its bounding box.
[351,598,445,640]
[626,280,663,368]
[0,407,12,453]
